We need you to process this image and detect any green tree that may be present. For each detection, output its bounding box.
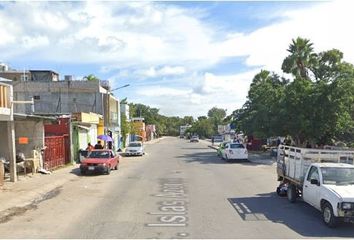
[232,70,287,138]
[120,114,131,147]
[84,74,100,82]
[207,107,226,133]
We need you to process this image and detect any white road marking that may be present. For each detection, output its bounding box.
[240,202,252,213]
[233,203,244,214]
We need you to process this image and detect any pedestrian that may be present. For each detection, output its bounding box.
[306,141,312,148]
[86,143,94,151]
[94,141,104,149]
[212,137,214,145]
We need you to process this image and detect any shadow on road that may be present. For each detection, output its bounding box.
[178,151,277,166]
[228,192,354,237]
[178,147,276,166]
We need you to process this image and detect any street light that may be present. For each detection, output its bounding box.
[105,84,130,150]
[110,84,130,92]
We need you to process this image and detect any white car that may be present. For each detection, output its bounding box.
[125,141,144,156]
[220,142,248,161]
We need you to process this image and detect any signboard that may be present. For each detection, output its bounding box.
[19,137,29,144]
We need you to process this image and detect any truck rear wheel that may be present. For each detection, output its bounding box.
[322,202,338,228]
[287,184,297,203]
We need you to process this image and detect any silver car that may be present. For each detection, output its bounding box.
[125,141,144,156]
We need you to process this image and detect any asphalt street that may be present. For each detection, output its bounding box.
[0,137,353,238]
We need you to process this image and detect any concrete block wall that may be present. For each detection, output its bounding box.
[13,81,104,115]
[15,120,44,158]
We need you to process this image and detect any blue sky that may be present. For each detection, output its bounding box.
[1,1,353,117]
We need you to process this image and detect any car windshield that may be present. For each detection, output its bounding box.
[230,144,245,149]
[321,167,354,185]
[88,151,110,159]
[129,143,142,147]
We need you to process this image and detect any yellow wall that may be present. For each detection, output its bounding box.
[97,118,104,135]
[133,121,146,141]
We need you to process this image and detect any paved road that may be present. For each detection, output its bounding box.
[0,137,353,238]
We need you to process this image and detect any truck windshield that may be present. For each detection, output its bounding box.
[321,167,354,185]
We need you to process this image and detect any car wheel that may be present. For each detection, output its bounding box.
[322,202,338,228]
[287,184,297,203]
[106,166,111,175]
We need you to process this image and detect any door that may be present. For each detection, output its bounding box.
[303,166,321,209]
[44,136,65,170]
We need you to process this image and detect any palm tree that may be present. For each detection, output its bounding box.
[282,37,317,79]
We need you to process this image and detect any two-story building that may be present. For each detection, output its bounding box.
[12,74,121,162]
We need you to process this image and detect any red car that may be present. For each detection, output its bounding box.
[80,149,120,175]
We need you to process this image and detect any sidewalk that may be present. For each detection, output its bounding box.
[0,137,165,222]
[0,163,80,222]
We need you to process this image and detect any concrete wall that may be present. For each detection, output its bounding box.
[15,119,44,158]
[0,122,11,160]
[13,81,104,115]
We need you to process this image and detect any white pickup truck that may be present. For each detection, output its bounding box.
[276,145,354,227]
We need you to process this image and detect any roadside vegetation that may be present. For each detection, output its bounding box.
[230,37,354,147]
[127,37,353,147]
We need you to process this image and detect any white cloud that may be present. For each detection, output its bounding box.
[133,69,259,117]
[137,66,186,77]
[137,86,191,97]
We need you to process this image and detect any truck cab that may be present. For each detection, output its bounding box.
[302,163,354,227]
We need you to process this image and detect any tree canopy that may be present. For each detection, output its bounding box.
[233,37,354,146]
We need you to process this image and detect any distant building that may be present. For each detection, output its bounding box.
[0,67,59,82]
[131,117,146,142]
[146,124,156,141]
[179,125,191,136]
[29,70,59,82]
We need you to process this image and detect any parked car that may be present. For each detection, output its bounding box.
[190,135,199,142]
[220,143,248,161]
[80,149,120,175]
[125,141,144,156]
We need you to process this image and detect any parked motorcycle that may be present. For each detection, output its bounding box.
[0,152,25,173]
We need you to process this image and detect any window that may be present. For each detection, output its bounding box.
[88,151,110,159]
[321,167,354,185]
[307,166,319,182]
[33,95,40,100]
[230,144,245,149]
